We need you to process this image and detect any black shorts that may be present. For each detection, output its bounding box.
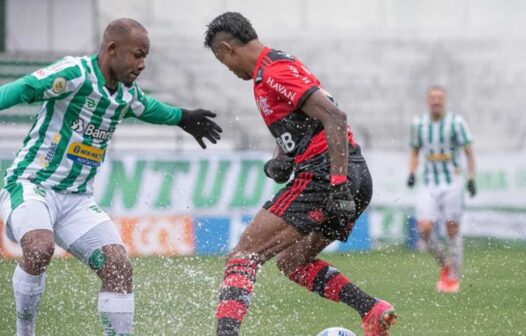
[263,148,373,241]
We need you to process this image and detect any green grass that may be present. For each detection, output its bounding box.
[0,241,525,335]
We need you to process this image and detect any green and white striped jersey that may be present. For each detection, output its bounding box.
[410,112,473,186]
[3,55,181,195]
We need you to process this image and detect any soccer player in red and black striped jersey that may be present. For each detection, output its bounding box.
[205,12,396,336]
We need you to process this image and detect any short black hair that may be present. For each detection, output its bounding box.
[204,12,258,48]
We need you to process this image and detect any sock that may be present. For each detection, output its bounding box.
[216,258,258,336]
[98,292,134,336]
[288,259,376,318]
[447,234,463,280]
[12,264,46,336]
[428,232,446,266]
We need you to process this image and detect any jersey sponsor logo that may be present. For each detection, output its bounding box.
[276,132,296,153]
[37,134,62,168]
[31,58,76,80]
[266,77,297,101]
[71,118,114,142]
[88,204,103,213]
[66,143,105,167]
[86,97,96,110]
[426,153,452,161]
[308,208,325,223]
[33,185,47,198]
[288,65,300,78]
[51,77,66,94]
[257,97,273,116]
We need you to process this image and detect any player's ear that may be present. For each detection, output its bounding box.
[218,41,234,56]
[107,41,117,56]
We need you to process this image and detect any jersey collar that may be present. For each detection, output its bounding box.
[252,46,270,81]
[91,54,123,97]
[91,54,107,87]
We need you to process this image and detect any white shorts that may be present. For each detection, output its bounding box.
[416,181,464,223]
[0,179,123,263]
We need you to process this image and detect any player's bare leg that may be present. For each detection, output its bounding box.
[93,244,134,336]
[216,209,395,336]
[443,220,462,292]
[216,209,306,336]
[418,219,446,266]
[14,229,54,336]
[445,221,461,277]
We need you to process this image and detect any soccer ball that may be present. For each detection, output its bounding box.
[316,327,356,336]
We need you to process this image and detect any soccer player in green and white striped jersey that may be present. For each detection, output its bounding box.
[407,85,476,293]
[0,18,222,336]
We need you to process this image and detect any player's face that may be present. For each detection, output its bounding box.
[110,29,150,86]
[213,43,252,81]
[427,89,446,118]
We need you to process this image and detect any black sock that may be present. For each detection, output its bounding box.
[340,283,377,318]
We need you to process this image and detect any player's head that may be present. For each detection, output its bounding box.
[427,85,447,118]
[204,12,259,80]
[100,18,150,86]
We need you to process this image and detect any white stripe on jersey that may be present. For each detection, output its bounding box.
[411,112,472,186]
[4,55,150,194]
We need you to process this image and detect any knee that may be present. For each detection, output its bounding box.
[446,221,460,238]
[227,240,270,266]
[275,252,309,276]
[226,250,266,267]
[20,230,55,274]
[97,245,133,293]
[275,254,294,275]
[418,220,434,240]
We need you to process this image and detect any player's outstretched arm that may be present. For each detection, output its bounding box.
[0,78,38,111]
[131,94,222,149]
[178,108,223,149]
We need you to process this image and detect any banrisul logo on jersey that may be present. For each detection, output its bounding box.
[71,118,114,142]
[66,143,105,167]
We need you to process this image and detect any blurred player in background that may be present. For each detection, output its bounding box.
[0,18,221,335]
[407,86,476,293]
[205,12,396,336]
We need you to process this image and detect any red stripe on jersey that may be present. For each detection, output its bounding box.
[269,173,312,216]
[276,173,313,216]
[294,128,357,164]
[268,176,301,215]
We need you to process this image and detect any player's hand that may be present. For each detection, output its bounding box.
[326,182,356,228]
[467,179,477,197]
[179,109,223,149]
[264,156,294,183]
[407,173,416,188]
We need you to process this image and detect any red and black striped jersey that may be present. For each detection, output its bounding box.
[252,47,356,163]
